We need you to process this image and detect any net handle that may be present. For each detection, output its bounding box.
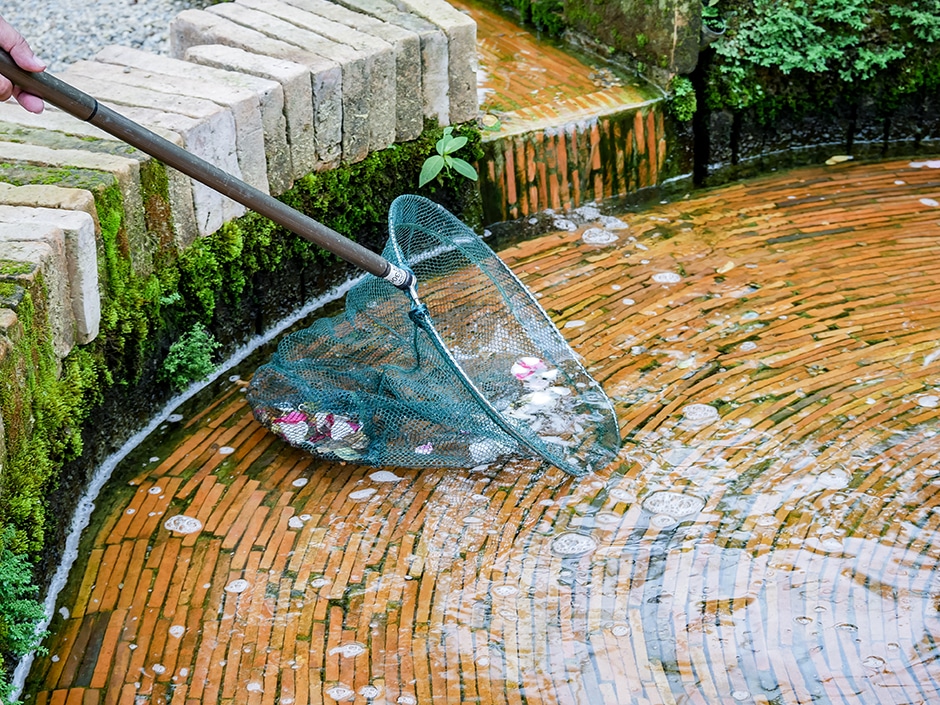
[0,49,415,291]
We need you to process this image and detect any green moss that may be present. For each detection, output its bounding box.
[0,260,31,277]
[0,162,115,190]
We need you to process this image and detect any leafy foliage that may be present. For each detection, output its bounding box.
[160,323,221,390]
[705,0,940,114]
[0,528,47,704]
[419,127,479,187]
[668,76,698,121]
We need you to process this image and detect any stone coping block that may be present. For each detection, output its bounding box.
[184,44,316,184]
[0,183,99,232]
[0,206,100,345]
[0,140,150,274]
[65,59,269,197]
[53,69,244,238]
[393,0,477,124]
[0,222,72,357]
[96,45,292,196]
[237,0,397,153]
[0,102,118,143]
[333,0,449,125]
[207,2,375,164]
[281,0,423,142]
[170,9,342,169]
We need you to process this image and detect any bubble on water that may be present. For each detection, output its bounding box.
[167,414,184,423]
[650,513,678,528]
[642,491,705,517]
[609,488,634,502]
[600,215,629,230]
[652,272,681,284]
[682,404,719,423]
[551,532,597,557]
[126,508,136,515]
[148,486,162,495]
[611,624,630,637]
[757,514,776,527]
[398,696,417,705]
[564,320,586,329]
[917,395,939,408]
[821,538,844,552]
[463,516,483,525]
[350,488,377,500]
[179,668,189,677]
[921,198,939,207]
[152,664,166,674]
[593,512,620,525]
[219,446,235,455]
[863,656,885,669]
[476,656,490,667]
[225,579,250,594]
[310,578,330,588]
[553,217,577,231]
[246,682,263,692]
[816,469,849,489]
[497,608,519,621]
[149,457,160,463]
[169,625,185,638]
[359,685,381,698]
[326,685,355,701]
[795,616,813,625]
[50,655,60,662]
[288,516,305,529]
[739,341,757,352]
[731,691,750,701]
[621,298,636,305]
[58,606,69,620]
[370,471,403,482]
[329,642,366,658]
[292,478,309,488]
[164,515,202,534]
[493,585,519,597]
[582,228,618,245]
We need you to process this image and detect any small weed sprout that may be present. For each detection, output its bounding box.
[419,126,479,187]
[160,323,221,390]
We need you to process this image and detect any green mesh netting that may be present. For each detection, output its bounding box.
[247,195,620,476]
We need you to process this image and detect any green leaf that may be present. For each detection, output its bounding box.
[442,135,468,154]
[435,136,448,155]
[419,154,445,187]
[449,157,478,181]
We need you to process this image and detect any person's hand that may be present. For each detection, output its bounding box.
[0,14,44,113]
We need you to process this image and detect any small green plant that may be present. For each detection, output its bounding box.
[0,528,48,704]
[160,323,220,390]
[702,0,725,32]
[418,126,479,187]
[668,76,698,121]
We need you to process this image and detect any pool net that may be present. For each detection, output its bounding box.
[248,195,620,476]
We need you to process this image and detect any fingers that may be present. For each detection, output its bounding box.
[0,14,45,113]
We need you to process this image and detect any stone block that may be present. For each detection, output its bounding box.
[0,206,100,345]
[280,0,423,141]
[66,59,269,197]
[96,45,292,196]
[184,44,316,183]
[237,0,397,153]
[392,0,477,124]
[207,2,374,163]
[0,140,150,274]
[0,183,98,230]
[333,0,448,125]
[0,223,72,357]
[170,9,342,169]
[53,68,243,238]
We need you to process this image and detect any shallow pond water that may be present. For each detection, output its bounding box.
[22,157,940,704]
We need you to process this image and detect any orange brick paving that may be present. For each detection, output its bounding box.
[21,156,940,704]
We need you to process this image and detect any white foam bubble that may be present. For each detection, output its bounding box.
[219,446,235,455]
[326,685,355,701]
[550,532,598,557]
[292,478,309,487]
[224,579,250,594]
[642,491,705,517]
[329,643,366,658]
[652,272,681,284]
[169,625,185,639]
[582,228,619,245]
[163,515,202,535]
[920,198,939,207]
[370,471,403,482]
[682,404,719,423]
[350,488,377,500]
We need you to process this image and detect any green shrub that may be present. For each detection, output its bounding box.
[160,323,221,390]
[0,528,48,704]
[668,76,698,121]
[705,0,940,114]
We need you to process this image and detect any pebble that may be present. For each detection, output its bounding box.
[1,0,215,73]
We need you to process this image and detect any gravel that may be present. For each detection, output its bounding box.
[0,0,215,73]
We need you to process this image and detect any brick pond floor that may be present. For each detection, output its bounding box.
[24,155,940,704]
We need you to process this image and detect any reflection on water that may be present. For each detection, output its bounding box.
[24,158,940,704]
